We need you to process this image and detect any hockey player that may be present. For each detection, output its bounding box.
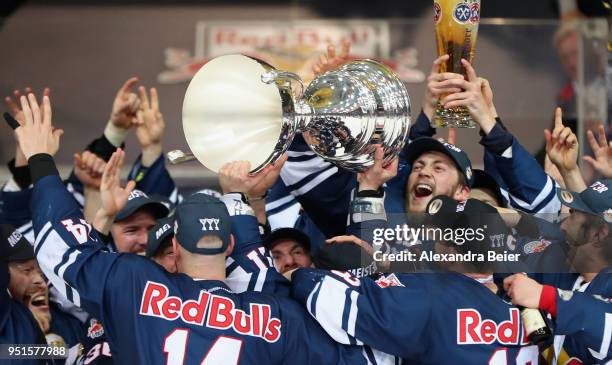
[289,196,544,365]
[504,179,612,363]
[14,93,391,365]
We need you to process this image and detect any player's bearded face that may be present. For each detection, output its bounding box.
[8,259,51,333]
[112,209,157,254]
[405,151,467,213]
[561,210,604,272]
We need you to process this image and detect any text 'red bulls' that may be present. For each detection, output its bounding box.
[457,308,530,345]
[139,281,281,342]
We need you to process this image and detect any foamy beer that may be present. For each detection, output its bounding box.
[432,0,481,128]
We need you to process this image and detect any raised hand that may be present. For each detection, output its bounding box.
[135,86,164,148]
[583,125,612,178]
[544,107,578,173]
[135,86,165,166]
[13,93,63,160]
[312,40,351,76]
[441,59,497,133]
[479,77,497,118]
[357,145,398,191]
[247,154,288,199]
[109,77,140,129]
[99,149,136,218]
[4,87,50,125]
[218,161,277,195]
[422,54,464,119]
[73,151,106,189]
[5,88,51,166]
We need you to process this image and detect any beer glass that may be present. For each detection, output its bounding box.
[432,0,481,128]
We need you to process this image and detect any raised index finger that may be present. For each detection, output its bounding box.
[554,107,564,129]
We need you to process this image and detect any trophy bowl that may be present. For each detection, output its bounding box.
[177,54,411,173]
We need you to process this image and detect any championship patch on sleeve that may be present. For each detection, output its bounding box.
[522,239,551,255]
[87,318,105,339]
[375,273,404,288]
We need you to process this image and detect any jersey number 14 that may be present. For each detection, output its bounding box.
[164,329,243,365]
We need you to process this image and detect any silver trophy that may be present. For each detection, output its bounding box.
[171,54,411,173]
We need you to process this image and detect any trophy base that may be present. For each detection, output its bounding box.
[432,104,477,128]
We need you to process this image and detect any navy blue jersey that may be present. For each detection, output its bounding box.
[75,318,112,365]
[553,288,612,363]
[48,302,88,351]
[30,173,387,365]
[292,269,542,364]
[534,268,612,363]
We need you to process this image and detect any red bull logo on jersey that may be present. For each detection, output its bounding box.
[139,281,282,343]
[457,308,529,345]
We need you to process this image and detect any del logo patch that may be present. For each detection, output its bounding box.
[87,319,105,339]
[523,239,551,255]
[375,274,404,288]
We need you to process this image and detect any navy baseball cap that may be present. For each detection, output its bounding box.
[146,217,174,257]
[264,228,311,251]
[404,137,474,187]
[0,224,34,262]
[115,189,169,222]
[174,194,232,255]
[557,180,612,223]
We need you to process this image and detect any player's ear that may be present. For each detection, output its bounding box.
[454,185,470,201]
[226,235,235,257]
[172,237,180,261]
[592,222,610,246]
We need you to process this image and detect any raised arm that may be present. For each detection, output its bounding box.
[217,158,290,295]
[583,124,612,179]
[322,146,397,274]
[444,60,561,216]
[129,86,181,205]
[545,107,587,193]
[10,94,135,318]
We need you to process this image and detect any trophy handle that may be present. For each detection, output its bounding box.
[261,70,304,99]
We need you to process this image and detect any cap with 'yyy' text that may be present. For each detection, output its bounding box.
[173,194,232,255]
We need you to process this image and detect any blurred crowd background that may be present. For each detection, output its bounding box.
[0,0,609,190]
